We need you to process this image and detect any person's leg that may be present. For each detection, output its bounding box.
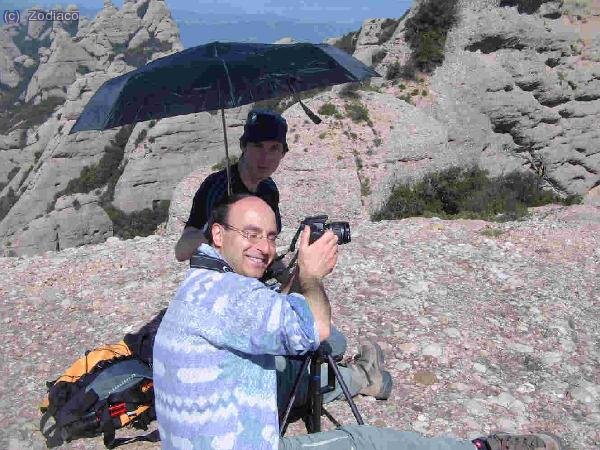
[277,332,392,415]
[276,326,348,412]
[278,425,475,450]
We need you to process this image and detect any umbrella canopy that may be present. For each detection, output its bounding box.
[70,41,380,133]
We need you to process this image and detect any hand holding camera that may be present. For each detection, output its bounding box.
[298,225,338,282]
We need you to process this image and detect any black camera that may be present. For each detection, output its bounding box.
[300,215,351,245]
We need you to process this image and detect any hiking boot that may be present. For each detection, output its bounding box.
[472,432,565,450]
[349,338,392,400]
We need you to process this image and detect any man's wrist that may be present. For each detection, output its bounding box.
[299,275,322,291]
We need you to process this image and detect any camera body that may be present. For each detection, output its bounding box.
[301,215,351,245]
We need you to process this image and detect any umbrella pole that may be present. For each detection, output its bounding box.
[221,107,232,196]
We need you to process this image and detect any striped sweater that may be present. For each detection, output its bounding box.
[153,244,319,450]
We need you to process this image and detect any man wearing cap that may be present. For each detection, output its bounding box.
[175,109,287,262]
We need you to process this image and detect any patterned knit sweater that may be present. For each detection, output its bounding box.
[153,244,320,450]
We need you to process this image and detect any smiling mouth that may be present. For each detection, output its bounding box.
[246,255,267,267]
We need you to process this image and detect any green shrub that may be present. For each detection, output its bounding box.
[357,82,382,93]
[373,137,382,147]
[135,129,148,146]
[318,132,327,139]
[386,60,402,80]
[48,126,133,214]
[355,156,363,170]
[345,101,372,126]
[378,19,400,44]
[404,0,459,72]
[72,198,81,210]
[103,200,170,240]
[372,49,388,66]
[318,102,339,116]
[372,166,579,222]
[480,226,504,238]
[360,177,372,196]
[212,154,240,171]
[123,38,173,68]
[0,96,65,134]
[499,0,549,14]
[398,94,413,104]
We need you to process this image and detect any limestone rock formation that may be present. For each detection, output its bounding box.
[2,0,600,257]
[0,0,185,256]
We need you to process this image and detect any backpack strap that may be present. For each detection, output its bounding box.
[103,429,160,449]
[189,253,234,273]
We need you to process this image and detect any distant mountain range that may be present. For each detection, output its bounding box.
[0,1,396,46]
[171,10,363,46]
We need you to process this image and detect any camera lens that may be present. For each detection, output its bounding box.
[327,222,351,245]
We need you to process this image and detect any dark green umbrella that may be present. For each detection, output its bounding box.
[70,41,380,193]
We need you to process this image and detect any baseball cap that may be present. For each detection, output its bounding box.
[241,109,288,152]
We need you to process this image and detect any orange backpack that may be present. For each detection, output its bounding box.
[40,338,159,448]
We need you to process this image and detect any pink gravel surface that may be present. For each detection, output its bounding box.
[1,203,598,449]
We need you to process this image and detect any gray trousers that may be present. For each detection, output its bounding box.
[279,425,475,450]
[276,332,475,450]
[276,327,363,413]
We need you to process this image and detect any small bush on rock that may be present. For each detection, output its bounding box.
[345,101,372,126]
[372,166,581,222]
[404,0,459,73]
[104,200,170,240]
[318,103,339,116]
[212,154,240,171]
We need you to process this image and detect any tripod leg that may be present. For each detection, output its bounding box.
[325,354,365,425]
[306,354,322,433]
[279,355,312,437]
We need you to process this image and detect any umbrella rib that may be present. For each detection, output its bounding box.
[213,45,236,107]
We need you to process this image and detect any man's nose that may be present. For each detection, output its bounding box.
[258,151,269,163]
[254,236,271,254]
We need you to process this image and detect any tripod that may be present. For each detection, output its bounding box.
[279,342,365,437]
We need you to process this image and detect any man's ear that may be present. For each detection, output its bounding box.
[211,223,224,248]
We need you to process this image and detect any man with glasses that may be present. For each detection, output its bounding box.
[153,194,564,450]
[173,108,393,406]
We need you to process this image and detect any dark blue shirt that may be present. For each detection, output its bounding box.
[186,163,281,232]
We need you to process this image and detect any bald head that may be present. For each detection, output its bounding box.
[209,194,278,278]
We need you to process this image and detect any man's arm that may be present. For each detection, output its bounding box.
[295,226,338,342]
[175,226,207,262]
[298,277,331,342]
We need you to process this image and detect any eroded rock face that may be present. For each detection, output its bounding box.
[429,0,600,195]
[3,0,600,257]
[0,0,185,256]
[111,106,250,213]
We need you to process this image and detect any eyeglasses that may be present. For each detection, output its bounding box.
[220,223,278,245]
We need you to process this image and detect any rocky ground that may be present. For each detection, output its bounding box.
[1,204,598,449]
